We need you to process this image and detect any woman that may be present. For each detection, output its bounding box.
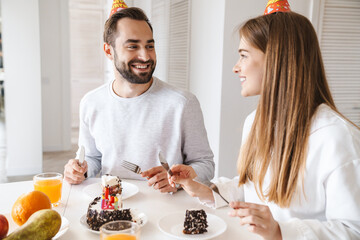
[169,11,360,240]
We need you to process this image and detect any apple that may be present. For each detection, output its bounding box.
[0,214,9,239]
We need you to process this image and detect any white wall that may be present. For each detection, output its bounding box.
[218,0,264,178]
[1,0,71,176]
[133,0,151,16]
[40,0,71,152]
[189,0,225,178]
[291,0,313,17]
[1,0,43,176]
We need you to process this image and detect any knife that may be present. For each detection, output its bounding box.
[79,145,87,178]
[159,152,180,189]
[79,145,85,165]
[159,152,173,176]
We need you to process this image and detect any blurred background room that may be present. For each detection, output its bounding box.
[0,0,359,183]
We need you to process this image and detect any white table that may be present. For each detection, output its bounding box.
[0,178,261,239]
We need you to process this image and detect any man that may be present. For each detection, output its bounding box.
[64,7,214,193]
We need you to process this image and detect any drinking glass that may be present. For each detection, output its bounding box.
[100,220,140,240]
[33,172,63,207]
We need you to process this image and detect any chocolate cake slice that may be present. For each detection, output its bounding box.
[183,209,208,234]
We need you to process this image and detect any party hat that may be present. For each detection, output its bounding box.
[110,0,128,17]
[264,0,291,15]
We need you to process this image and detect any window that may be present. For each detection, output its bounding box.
[69,0,106,127]
[316,0,360,126]
[151,0,190,91]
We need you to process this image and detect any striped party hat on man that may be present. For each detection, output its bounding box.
[110,0,128,17]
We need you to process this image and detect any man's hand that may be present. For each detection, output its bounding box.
[64,159,88,185]
[141,166,177,193]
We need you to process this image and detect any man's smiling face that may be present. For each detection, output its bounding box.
[112,17,156,84]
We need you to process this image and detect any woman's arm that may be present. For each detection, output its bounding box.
[278,160,360,240]
[169,165,245,208]
[169,164,214,202]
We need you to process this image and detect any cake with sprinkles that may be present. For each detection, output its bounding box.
[86,196,132,231]
[183,209,208,234]
[86,174,130,231]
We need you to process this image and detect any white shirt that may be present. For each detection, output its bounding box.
[209,104,360,239]
[77,77,214,182]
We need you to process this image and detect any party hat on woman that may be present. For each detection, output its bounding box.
[110,0,128,17]
[264,0,291,15]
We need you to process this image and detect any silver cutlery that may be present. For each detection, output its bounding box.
[121,160,142,174]
[159,152,173,176]
[78,145,87,178]
[210,183,229,204]
[159,152,180,189]
[79,145,85,165]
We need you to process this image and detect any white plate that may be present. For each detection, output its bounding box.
[80,208,148,234]
[83,181,139,200]
[5,213,69,239]
[158,212,227,240]
[53,216,69,239]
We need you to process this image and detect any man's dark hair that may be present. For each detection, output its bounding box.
[103,7,153,47]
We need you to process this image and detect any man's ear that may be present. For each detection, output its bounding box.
[103,43,114,60]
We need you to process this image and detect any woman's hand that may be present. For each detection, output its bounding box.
[169,164,197,182]
[141,166,177,193]
[169,164,214,201]
[229,201,282,240]
[168,164,198,195]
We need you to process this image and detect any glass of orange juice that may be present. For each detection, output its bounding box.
[33,172,63,207]
[100,220,140,240]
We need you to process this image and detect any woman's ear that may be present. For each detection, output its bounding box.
[103,43,114,60]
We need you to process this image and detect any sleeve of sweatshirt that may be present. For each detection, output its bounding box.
[279,118,360,240]
[181,94,215,183]
[75,97,102,178]
[278,160,360,240]
[196,176,245,209]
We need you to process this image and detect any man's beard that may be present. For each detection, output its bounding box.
[114,51,156,84]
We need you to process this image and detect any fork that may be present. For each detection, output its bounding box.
[210,183,229,204]
[121,160,142,174]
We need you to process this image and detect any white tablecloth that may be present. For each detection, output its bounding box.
[0,178,261,239]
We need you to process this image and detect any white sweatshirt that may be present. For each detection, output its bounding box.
[76,77,214,182]
[209,104,360,239]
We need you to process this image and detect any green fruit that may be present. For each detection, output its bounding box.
[4,209,61,240]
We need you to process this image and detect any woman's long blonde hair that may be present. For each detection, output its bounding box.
[237,12,338,208]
